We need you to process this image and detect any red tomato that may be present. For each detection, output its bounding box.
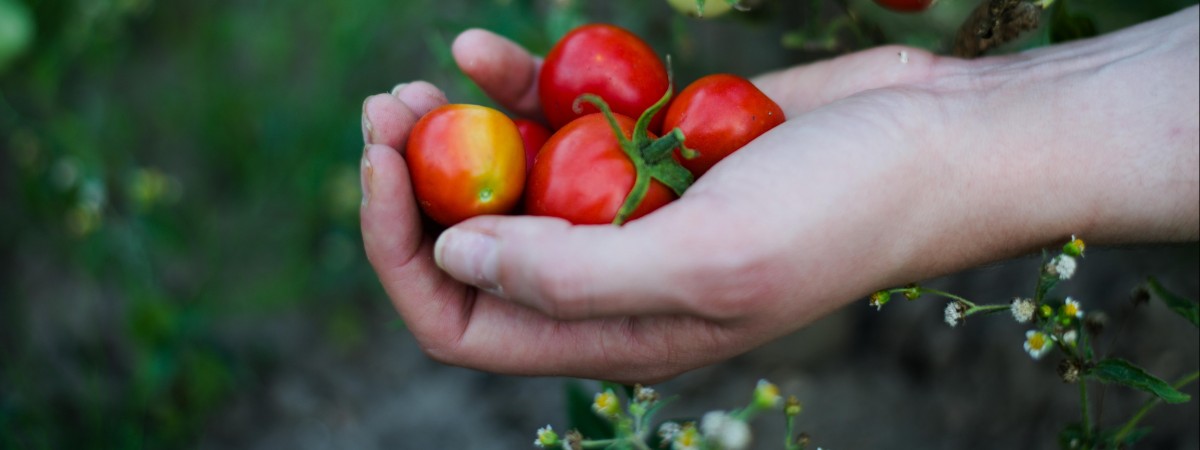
[539,24,670,131]
[872,0,937,12]
[662,74,785,176]
[406,104,526,226]
[513,118,551,174]
[525,113,674,225]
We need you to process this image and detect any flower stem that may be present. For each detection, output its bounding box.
[964,304,1009,316]
[1079,378,1092,442]
[919,287,978,308]
[1112,370,1200,444]
[580,439,617,449]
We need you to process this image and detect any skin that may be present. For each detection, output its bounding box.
[360,9,1199,384]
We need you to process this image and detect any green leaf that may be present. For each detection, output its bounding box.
[1086,358,1192,404]
[0,0,35,73]
[1147,277,1199,328]
[1057,422,1092,450]
[565,379,615,440]
[1098,426,1151,450]
[1049,1,1098,44]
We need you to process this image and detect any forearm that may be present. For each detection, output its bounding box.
[878,6,1198,286]
[976,6,1199,246]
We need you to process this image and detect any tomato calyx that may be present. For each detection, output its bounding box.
[573,74,697,226]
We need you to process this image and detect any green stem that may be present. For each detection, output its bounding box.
[964,304,1009,316]
[1113,370,1200,444]
[785,413,798,450]
[919,287,978,308]
[580,439,617,449]
[614,166,651,226]
[1079,378,1092,443]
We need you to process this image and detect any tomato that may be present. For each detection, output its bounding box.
[513,118,551,174]
[539,24,670,131]
[667,0,734,18]
[872,0,937,13]
[525,113,675,225]
[406,104,525,226]
[662,74,785,176]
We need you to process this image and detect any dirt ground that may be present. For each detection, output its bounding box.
[198,244,1199,450]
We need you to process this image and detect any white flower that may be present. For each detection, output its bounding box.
[1062,330,1078,346]
[1011,298,1036,323]
[1062,297,1084,319]
[533,425,558,448]
[672,424,702,450]
[592,389,621,418]
[700,411,751,450]
[944,302,965,327]
[1024,330,1055,360]
[753,379,782,409]
[1048,255,1077,280]
[658,422,682,442]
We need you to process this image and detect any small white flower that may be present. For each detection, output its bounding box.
[1024,330,1055,360]
[672,424,702,450]
[1011,298,1036,323]
[1048,255,1077,280]
[700,411,751,450]
[1062,330,1078,346]
[1062,297,1084,319]
[753,379,782,409]
[533,425,558,448]
[944,302,965,327]
[658,421,682,442]
[592,389,621,419]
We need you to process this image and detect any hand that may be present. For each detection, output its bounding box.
[361,9,1198,383]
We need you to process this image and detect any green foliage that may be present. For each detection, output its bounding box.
[1050,0,1099,44]
[1087,359,1192,404]
[1147,277,1200,328]
[0,0,34,72]
[566,380,617,440]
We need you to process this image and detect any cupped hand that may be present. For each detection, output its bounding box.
[361,9,1199,383]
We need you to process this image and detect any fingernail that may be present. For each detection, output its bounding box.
[389,83,410,97]
[360,145,373,207]
[434,228,503,296]
[361,97,375,145]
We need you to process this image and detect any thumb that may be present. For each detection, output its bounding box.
[432,209,727,320]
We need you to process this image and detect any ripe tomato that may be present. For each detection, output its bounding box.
[406,104,525,226]
[513,118,551,174]
[662,74,785,176]
[525,113,675,225]
[872,0,937,13]
[539,24,670,131]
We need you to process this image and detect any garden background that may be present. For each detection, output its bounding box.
[1,0,1197,448]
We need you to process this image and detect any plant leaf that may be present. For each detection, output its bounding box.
[566,379,615,440]
[0,0,35,73]
[1086,358,1191,404]
[1146,277,1199,328]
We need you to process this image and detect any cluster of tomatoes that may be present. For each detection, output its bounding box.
[406,23,785,227]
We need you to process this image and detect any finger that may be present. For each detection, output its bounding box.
[432,199,775,321]
[753,45,944,117]
[362,82,450,150]
[361,146,735,381]
[391,81,449,116]
[360,143,475,354]
[452,28,543,119]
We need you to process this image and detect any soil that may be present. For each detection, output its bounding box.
[199,245,1199,450]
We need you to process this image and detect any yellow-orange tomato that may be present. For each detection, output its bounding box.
[406,104,526,226]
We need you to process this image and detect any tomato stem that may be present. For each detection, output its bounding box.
[574,57,696,226]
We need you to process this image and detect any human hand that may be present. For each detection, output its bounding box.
[361,9,1197,383]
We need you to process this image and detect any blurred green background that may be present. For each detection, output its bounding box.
[1,0,1195,448]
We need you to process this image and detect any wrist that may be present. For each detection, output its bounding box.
[902,10,1199,283]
